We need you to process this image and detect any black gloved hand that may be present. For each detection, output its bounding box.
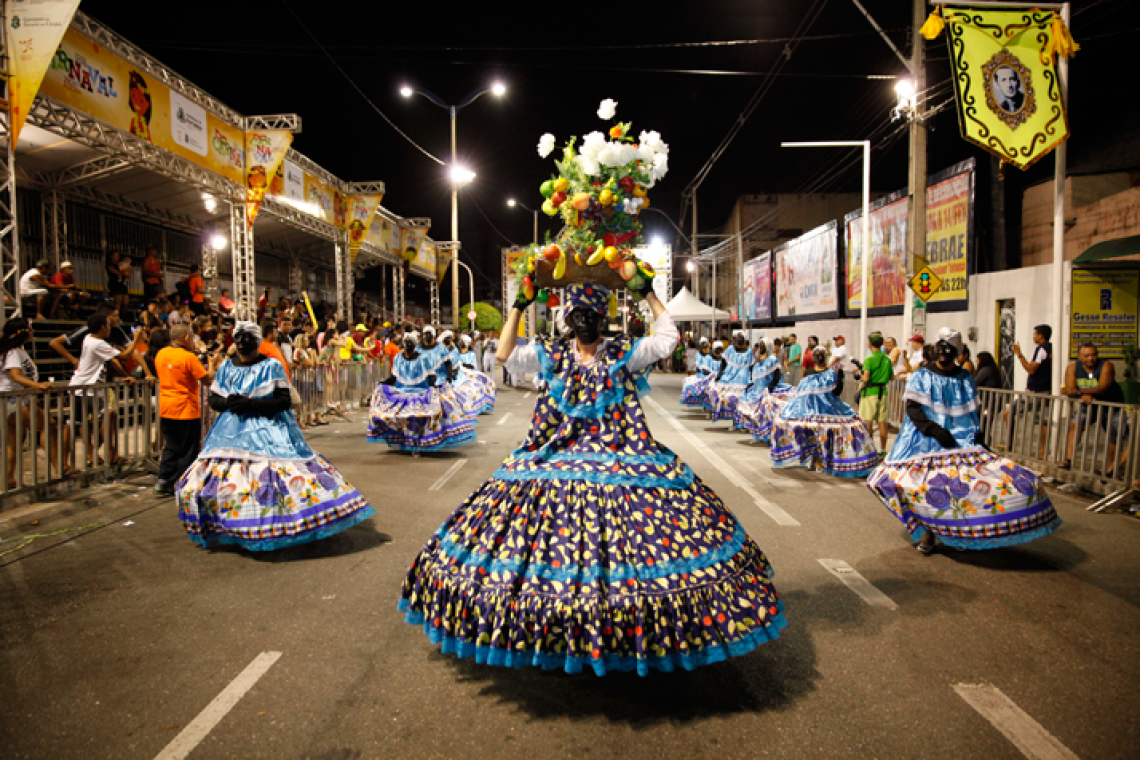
[932,426,959,450]
[634,273,655,298]
[427,373,438,386]
[513,287,535,312]
[228,395,252,415]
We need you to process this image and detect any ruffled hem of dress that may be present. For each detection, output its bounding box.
[492,464,695,490]
[909,515,1062,550]
[396,597,785,677]
[369,429,476,451]
[186,504,375,551]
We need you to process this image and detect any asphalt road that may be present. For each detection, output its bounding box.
[2,374,1139,760]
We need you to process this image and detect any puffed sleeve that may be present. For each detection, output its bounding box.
[626,312,679,373]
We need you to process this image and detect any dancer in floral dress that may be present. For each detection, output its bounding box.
[734,341,794,442]
[680,337,715,407]
[398,283,787,675]
[451,335,496,416]
[867,328,1061,553]
[771,347,879,477]
[700,341,726,415]
[176,321,374,550]
[707,332,755,423]
[368,331,475,453]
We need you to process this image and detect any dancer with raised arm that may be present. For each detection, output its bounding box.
[398,101,786,675]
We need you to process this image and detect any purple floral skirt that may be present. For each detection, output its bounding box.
[398,463,787,676]
[176,454,375,551]
[735,388,794,443]
[368,384,475,452]
[709,382,748,422]
[866,446,1061,549]
[771,414,879,477]
[680,373,712,407]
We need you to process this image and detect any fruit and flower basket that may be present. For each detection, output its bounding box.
[512,98,669,311]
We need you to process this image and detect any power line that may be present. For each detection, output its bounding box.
[278,0,444,166]
[680,0,831,215]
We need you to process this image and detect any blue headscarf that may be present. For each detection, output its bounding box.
[565,283,610,315]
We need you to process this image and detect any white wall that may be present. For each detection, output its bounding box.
[770,263,1059,390]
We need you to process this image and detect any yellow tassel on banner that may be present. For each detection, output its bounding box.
[919,6,945,40]
[1048,12,1080,58]
[608,292,618,319]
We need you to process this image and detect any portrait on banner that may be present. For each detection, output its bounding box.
[983,49,1036,129]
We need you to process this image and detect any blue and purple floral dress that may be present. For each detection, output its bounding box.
[707,344,754,422]
[398,314,787,675]
[368,348,475,452]
[176,357,374,551]
[734,356,794,442]
[452,348,497,416]
[771,367,879,477]
[866,367,1061,549]
[680,350,717,407]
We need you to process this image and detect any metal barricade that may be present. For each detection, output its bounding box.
[1,359,390,506]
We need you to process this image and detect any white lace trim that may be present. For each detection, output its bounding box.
[210,377,291,399]
[795,383,837,396]
[198,449,313,462]
[903,388,978,416]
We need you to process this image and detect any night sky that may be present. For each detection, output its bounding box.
[81,0,1136,306]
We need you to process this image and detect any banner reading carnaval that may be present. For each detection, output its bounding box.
[39,26,247,184]
[844,159,975,312]
[740,254,772,323]
[775,221,838,320]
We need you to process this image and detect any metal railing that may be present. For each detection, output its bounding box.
[0,360,389,506]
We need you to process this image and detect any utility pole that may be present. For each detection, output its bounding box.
[691,193,700,335]
[903,0,928,343]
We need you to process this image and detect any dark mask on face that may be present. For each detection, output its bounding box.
[734,337,748,349]
[234,332,260,355]
[936,340,959,364]
[568,308,604,344]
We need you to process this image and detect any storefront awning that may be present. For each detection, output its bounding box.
[1074,235,1140,263]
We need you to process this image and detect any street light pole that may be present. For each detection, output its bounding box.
[783,141,871,353]
[456,259,476,330]
[402,82,505,329]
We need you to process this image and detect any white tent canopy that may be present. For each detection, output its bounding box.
[664,286,732,321]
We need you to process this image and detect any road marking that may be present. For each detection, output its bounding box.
[645,397,799,527]
[154,651,282,760]
[731,456,786,488]
[523,392,532,399]
[817,559,898,610]
[429,459,468,491]
[497,412,513,426]
[953,684,1080,760]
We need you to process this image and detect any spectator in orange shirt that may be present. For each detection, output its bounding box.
[142,246,164,302]
[258,319,289,379]
[154,325,221,495]
[186,264,206,316]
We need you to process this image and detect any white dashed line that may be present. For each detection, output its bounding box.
[496,412,513,426]
[153,651,282,760]
[953,684,1080,760]
[817,559,898,610]
[523,392,532,399]
[429,459,468,491]
[645,397,800,527]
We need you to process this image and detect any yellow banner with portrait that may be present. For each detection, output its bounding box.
[347,195,383,263]
[931,7,1076,170]
[7,0,82,146]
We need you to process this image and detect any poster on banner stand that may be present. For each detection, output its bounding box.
[1069,269,1139,360]
[347,195,383,263]
[775,221,839,322]
[740,253,772,325]
[245,131,293,227]
[7,1,83,146]
[844,189,909,316]
[923,158,975,312]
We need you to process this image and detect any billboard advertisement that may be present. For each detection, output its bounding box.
[741,253,772,323]
[1070,269,1139,360]
[844,190,908,313]
[924,159,975,309]
[775,221,838,320]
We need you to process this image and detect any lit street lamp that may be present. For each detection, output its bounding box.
[506,198,538,245]
[401,81,506,327]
